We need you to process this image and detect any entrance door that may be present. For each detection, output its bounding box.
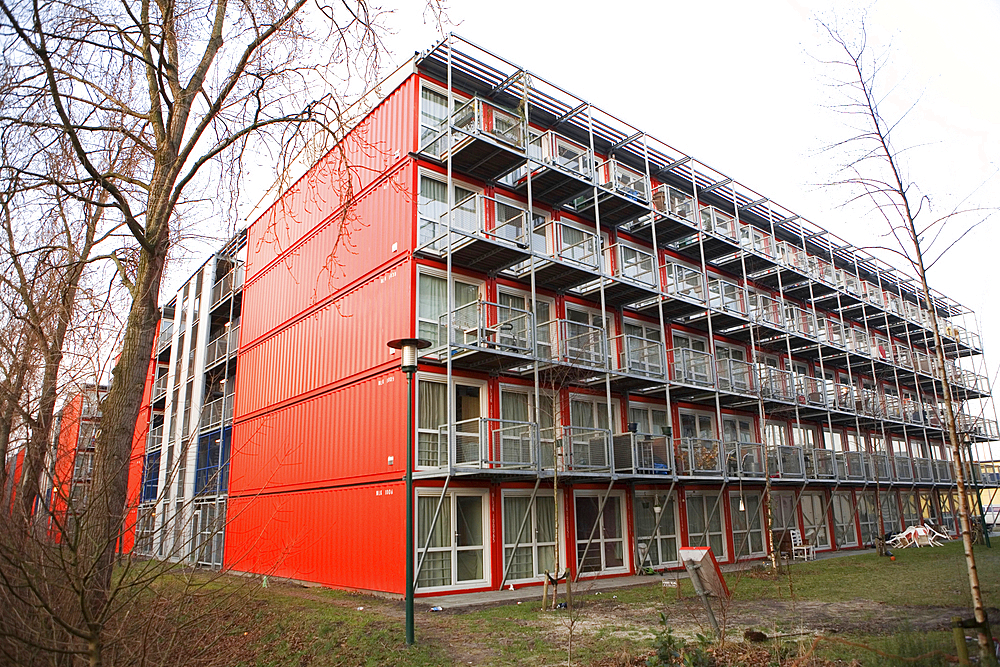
[416,491,488,590]
[575,493,627,574]
[685,492,725,559]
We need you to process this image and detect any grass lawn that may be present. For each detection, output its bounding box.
[216,541,998,666]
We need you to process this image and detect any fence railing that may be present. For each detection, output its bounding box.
[670,347,715,386]
[768,444,805,478]
[438,300,534,357]
[613,432,672,475]
[613,334,665,378]
[662,263,705,302]
[724,442,766,477]
[675,438,723,476]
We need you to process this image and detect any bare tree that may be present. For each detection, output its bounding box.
[818,16,997,663]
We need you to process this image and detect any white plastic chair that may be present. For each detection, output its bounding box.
[790,528,816,561]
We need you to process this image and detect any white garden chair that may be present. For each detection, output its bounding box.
[789,528,816,561]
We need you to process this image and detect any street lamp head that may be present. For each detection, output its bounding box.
[387,338,432,373]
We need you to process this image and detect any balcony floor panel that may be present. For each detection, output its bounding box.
[514,258,600,291]
[579,279,660,308]
[440,138,526,182]
[626,214,699,246]
[419,236,531,274]
[572,191,650,226]
[512,167,592,207]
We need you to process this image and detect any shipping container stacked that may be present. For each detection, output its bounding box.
[133,231,245,567]
[402,35,1000,595]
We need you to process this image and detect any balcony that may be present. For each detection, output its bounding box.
[747,293,785,335]
[894,455,913,482]
[647,262,705,320]
[505,130,594,206]
[612,432,672,476]
[867,453,890,481]
[794,374,828,407]
[725,442,766,478]
[705,279,747,329]
[828,382,857,413]
[935,460,953,483]
[435,300,535,371]
[513,220,601,291]
[612,334,666,380]
[717,358,755,395]
[806,448,836,480]
[757,365,795,403]
[956,414,1000,440]
[913,457,935,482]
[551,426,612,473]
[210,265,244,309]
[670,347,715,388]
[838,451,866,480]
[205,323,240,368]
[579,243,659,307]
[693,206,741,262]
[418,194,532,273]
[152,374,169,401]
[420,97,526,181]
[675,438,723,477]
[768,445,805,479]
[537,319,608,373]
[200,395,235,433]
[157,320,174,353]
[572,159,650,225]
[626,185,700,246]
[433,418,538,471]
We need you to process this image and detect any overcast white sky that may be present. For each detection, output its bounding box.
[372,0,1000,452]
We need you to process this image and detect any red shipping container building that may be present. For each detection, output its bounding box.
[125,35,1000,597]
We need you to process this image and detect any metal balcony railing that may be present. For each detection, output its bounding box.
[956,414,1000,439]
[708,279,746,316]
[778,242,808,274]
[613,334,665,379]
[892,343,913,369]
[829,382,856,412]
[157,321,174,352]
[837,269,863,298]
[421,194,531,253]
[807,448,836,480]
[556,426,612,472]
[836,451,866,480]
[529,130,594,180]
[795,375,827,406]
[867,453,890,481]
[662,263,705,302]
[435,418,538,470]
[540,319,608,369]
[421,97,525,158]
[768,444,805,478]
[699,206,738,242]
[676,438,723,476]
[858,388,885,418]
[935,460,953,483]
[747,293,783,329]
[807,256,835,286]
[651,185,695,222]
[738,224,777,259]
[717,358,754,394]
[670,347,715,387]
[757,364,795,402]
[152,374,169,400]
[210,265,244,308]
[724,442,765,478]
[913,457,935,482]
[613,432,672,476]
[550,221,601,269]
[438,300,534,357]
[205,323,241,367]
[894,455,913,482]
[201,395,234,433]
[598,159,649,203]
[609,243,657,288]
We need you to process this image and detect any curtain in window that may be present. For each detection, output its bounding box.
[417,381,446,466]
[503,496,532,580]
[417,496,451,588]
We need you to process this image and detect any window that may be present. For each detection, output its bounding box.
[685,492,725,559]
[900,492,919,527]
[575,492,627,573]
[823,428,843,452]
[801,492,830,549]
[141,451,161,503]
[635,493,678,568]
[417,379,483,467]
[499,387,554,465]
[672,333,711,384]
[418,176,475,246]
[722,416,754,444]
[880,490,901,534]
[629,405,669,435]
[771,491,797,533]
[832,492,858,547]
[417,272,479,346]
[502,494,556,582]
[417,491,488,589]
[857,493,877,546]
[729,491,765,558]
[764,421,787,448]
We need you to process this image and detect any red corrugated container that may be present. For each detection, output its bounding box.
[236,257,411,417]
[241,162,414,345]
[47,393,83,532]
[121,332,159,553]
[229,366,407,494]
[245,74,418,281]
[224,481,405,594]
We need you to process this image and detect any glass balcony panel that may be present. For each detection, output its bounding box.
[843,451,865,480]
[913,457,934,482]
[768,445,804,478]
[663,263,705,302]
[651,185,695,221]
[894,455,913,482]
[555,222,601,269]
[558,319,608,369]
[808,448,836,479]
[562,426,611,471]
[614,432,672,475]
[869,453,890,481]
[599,159,649,202]
[437,300,535,357]
[747,293,783,328]
[724,442,765,477]
[670,348,716,387]
[756,365,794,401]
[614,335,665,378]
[935,460,953,482]
[676,438,722,476]
[612,244,657,287]
[717,358,754,394]
[708,279,746,316]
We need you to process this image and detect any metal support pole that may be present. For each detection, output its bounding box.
[405,370,415,645]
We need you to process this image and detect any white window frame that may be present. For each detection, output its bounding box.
[573,489,630,576]
[500,489,562,584]
[415,487,490,592]
[684,490,727,561]
[728,490,766,559]
[415,373,488,470]
[634,491,680,569]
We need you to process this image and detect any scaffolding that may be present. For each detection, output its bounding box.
[407,34,999,592]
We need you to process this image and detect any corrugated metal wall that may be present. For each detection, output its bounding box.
[241,163,414,345]
[245,75,417,281]
[225,481,405,594]
[229,367,407,494]
[236,257,411,417]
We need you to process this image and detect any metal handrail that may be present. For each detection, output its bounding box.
[612,334,665,379]
[662,263,705,302]
[675,438,723,476]
[670,347,715,387]
[724,441,765,477]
